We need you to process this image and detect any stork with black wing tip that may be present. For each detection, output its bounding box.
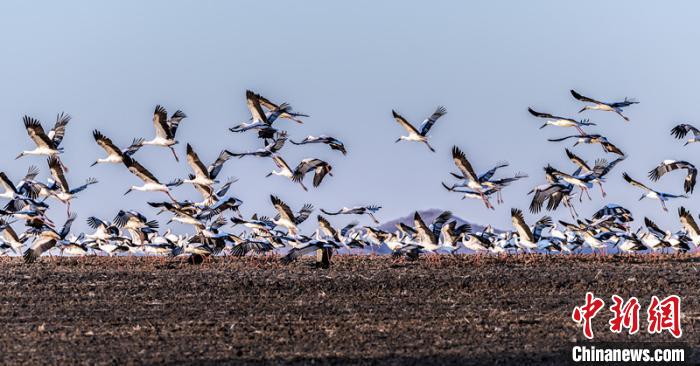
[141,105,187,161]
[450,146,494,209]
[678,206,700,248]
[122,155,182,201]
[292,158,333,189]
[114,210,159,245]
[548,134,625,156]
[17,113,71,171]
[91,130,143,166]
[391,106,447,152]
[527,107,596,134]
[228,131,288,158]
[0,219,29,255]
[230,90,292,133]
[570,89,638,121]
[510,208,538,252]
[320,205,381,224]
[290,135,347,155]
[257,93,309,124]
[648,160,697,194]
[270,195,313,236]
[47,156,98,215]
[183,143,233,188]
[23,213,76,263]
[670,124,700,146]
[622,172,687,212]
[0,166,40,200]
[266,155,308,191]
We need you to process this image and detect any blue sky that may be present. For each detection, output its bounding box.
[1,1,699,232]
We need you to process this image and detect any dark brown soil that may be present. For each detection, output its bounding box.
[0,255,698,365]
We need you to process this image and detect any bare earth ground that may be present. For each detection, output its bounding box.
[0,255,698,365]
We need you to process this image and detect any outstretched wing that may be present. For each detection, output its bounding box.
[152,105,171,139]
[622,172,651,192]
[391,110,419,135]
[49,112,71,147]
[47,156,69,193]
[413,211,436,245]
[92,130,122,157]
[419,106,447,135]
[571,89,604,105]
[185,144,209,178]
[451,146,479,183]
[511,208,535,243]
[270,195,295,223]
[23,116,54,148]
[246,90,269,124]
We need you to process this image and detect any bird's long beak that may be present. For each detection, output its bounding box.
[394,138,401,143]
[578,107,586,113]
[90,161,98,167]
[265,172,273,178]
[14,153,23,160]
[539,124,547,129]
[124,189,132,196]
[638,195,645,201]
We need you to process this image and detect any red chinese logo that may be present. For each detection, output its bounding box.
[572,293,682,339]
[647,295,682,338]
[572,292,606,339]
[608,295,640,335]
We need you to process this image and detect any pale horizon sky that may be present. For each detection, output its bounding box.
[1,1,699,233]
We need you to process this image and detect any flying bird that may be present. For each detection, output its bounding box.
[450,146,494,209]
[391,106,447,152]
[622,172,687,212]
[648,160,697,194]
[18,114,71,171]
[183,144,233,188]
[670,124,700,145]
[570,89,638,121]
[141,105,187,161]
[292,159,333,189]
[320,205,381,224]
[270,195,313,236]
[122,155,182,201]
[548,134,624,156]
[527,108,595,134]
[47,156,98,214]
[290,135,347,155]
[91,130,143,166]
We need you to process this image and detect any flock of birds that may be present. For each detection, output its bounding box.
[2,89,700,266]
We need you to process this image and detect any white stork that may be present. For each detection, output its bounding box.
[391,106,447,152]
[141,105,187,161]
[122,155,182,201]
[571,90,638,121]
[622,172,687,212]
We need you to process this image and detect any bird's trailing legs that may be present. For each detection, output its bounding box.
[597,182,607,198]
[169,147,179,162]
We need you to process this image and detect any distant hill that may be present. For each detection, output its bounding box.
[377,208,502,234]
